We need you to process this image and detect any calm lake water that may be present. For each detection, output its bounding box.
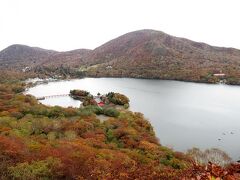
[26,78,240,160]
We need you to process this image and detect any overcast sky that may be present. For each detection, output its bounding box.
[0,0,239,51]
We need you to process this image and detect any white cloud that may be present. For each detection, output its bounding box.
[0,0,239,51]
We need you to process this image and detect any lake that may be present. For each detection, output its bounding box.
[26,78,240,160]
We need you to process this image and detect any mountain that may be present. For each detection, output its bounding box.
[0,44,56,69]
[0,44,91,70]
[1,29,240,84]
[85,29,240,83]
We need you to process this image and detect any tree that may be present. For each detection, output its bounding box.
[106,92,129,105]
[8,157,62,180]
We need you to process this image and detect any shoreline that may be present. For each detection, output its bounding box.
[27,75,237,88]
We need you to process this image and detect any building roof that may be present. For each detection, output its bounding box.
[98,102,105,107]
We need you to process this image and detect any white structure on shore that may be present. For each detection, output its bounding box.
[213,73,225,77]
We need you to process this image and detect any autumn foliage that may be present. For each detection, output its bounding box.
[0,72,240,179]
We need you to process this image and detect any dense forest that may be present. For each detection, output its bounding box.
[0,70,240,179]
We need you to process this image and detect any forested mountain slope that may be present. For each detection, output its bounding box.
[85,29,240,84]
[0,44,56,69]
[0,44,91,70]
[1,29,240,84]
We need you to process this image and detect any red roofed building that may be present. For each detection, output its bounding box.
[98,101,105,107]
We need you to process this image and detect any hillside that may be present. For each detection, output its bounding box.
[1,29,240,84]
[40,49,91,67]
[85,29,240,84]
[0,44,56,69]
[0,44,91,71]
